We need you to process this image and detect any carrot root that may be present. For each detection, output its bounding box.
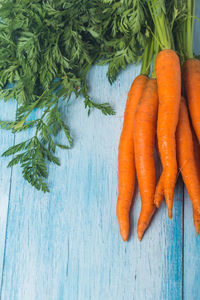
[156,49,181,219]
[117,74,148,241]
[183,59,200,145]
[137,205,156,241]
[193,207,200,237]
[154,173,164,208]
[134,78,158,241]
[176,97,200,216]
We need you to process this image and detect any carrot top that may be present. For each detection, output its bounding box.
[175,0,195,62]
[152,31,160,79]
[140,37,154,77]
[185,0,195,59]
[147,0,175,50]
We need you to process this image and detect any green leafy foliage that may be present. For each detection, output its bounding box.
[0,97,73,191]
[0,0,149,191]
[97,0,149,83]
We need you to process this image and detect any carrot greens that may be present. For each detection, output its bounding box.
[0,0,150,191]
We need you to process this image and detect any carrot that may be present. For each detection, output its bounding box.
[150,147,200,230]
[117,74,148,241]
[192,131,200,236]
[176,97,200,215]
[155,101,200,226]
[192,130,200,167]
[193,208,200,237]
[156,49,181,219]
[154,132,164,209]
[180,1,200,236]
[154,173,164,208]
[183,59,200,145]
[134,78,158,240]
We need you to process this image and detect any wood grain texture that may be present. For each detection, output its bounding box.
[0,64,183,300]
[0,100,16,288]
[183,189,200,300]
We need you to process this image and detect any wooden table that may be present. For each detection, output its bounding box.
[0,6,200,300]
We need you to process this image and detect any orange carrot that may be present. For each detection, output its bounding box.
[117,75,148,241]
[183,59,200,145]
[156,49,181,219]
[192,131,200,236]
[154,173,164,208]
[193,208,200,237]
[154,135,164,209]
[192,130,200,167]
[176,97,200,215]
[134,78,158,240]
[154,101,200,224]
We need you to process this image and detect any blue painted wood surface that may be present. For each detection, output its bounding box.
[0,65,183,300]
[0,4,199,299]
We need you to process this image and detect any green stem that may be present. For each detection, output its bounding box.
[174,0,186,64]
[186,0,195,59]
[191,0,195,41]
[13,90,47,131]
[140,38,154,76]
[35,99,57,137]
[177,0,194,61]
[148,0,174,50]
[152,32,160,79]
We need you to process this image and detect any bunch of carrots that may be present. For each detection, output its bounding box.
[116,0,200,241]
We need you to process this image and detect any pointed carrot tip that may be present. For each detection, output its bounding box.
[137,231,143,241]
[195,229,200,237]
[120,228,129,242]
[168,210,173,220]
[154,200,160,209]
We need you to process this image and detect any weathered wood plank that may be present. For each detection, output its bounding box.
[0,65,183,300]
[0,101,16,290]
[183,189,200,300]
